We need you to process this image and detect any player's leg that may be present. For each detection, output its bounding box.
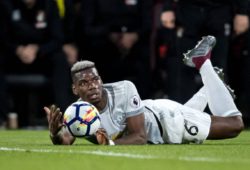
[199,61,240,116]
[184,87,207,112]
[183,35,244,139]
[208,116,243,139]
[200,61,244,139]
[184,67,235,112]
[183,36,214,111]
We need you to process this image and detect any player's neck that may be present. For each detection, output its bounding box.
[95,89,107,112]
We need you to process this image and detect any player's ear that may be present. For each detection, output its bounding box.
[72,84,78,95]
[99,76,103,85]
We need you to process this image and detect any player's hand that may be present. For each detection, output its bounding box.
[96,128,109,145]
[44,105,64,136]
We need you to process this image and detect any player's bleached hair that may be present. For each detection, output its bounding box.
[71,60,96,79]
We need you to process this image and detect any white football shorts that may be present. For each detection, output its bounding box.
[155,100,211,144]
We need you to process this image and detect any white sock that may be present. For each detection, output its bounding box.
[200,60,241,117]
[184,86,207,112]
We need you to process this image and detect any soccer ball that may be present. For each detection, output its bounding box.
[63,101,101,137]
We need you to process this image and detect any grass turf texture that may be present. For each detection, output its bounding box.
[0,130,249,170]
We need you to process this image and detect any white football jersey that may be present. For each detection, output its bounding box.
[99,80,164,144]
[92,80,211,144]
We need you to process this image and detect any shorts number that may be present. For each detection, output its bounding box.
[184,120,198,136]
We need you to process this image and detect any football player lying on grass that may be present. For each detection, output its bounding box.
[44,35,244,145]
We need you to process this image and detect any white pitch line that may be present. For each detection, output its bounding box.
[179,156,221,162]
[179,156,250,164]
[0,147,155,159]
[1,147,248,163]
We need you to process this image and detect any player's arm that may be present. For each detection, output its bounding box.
[115,113,147,145]
[44,105,75,145]
[95,80,147,145]
[96,113,147,145]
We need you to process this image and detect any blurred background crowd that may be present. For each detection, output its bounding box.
[0,0,250,129]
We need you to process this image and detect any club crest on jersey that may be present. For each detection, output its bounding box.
[130,95,140,108]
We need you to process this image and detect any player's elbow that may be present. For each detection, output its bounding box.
[51,132,75,145]
[51,138,74,145]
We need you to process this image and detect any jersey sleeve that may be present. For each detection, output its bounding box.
[123,81,144,117]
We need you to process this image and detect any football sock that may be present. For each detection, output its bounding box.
[199,60,241,117]
[184,87,207,112]
[192,51,212,70]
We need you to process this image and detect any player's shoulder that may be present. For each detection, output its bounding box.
[103,80,136,90]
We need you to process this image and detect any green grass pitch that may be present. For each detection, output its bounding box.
[0,130,249,170]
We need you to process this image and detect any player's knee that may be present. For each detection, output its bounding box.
[231,116,244,137]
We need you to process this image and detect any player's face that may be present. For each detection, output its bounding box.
[73,68,103,105]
